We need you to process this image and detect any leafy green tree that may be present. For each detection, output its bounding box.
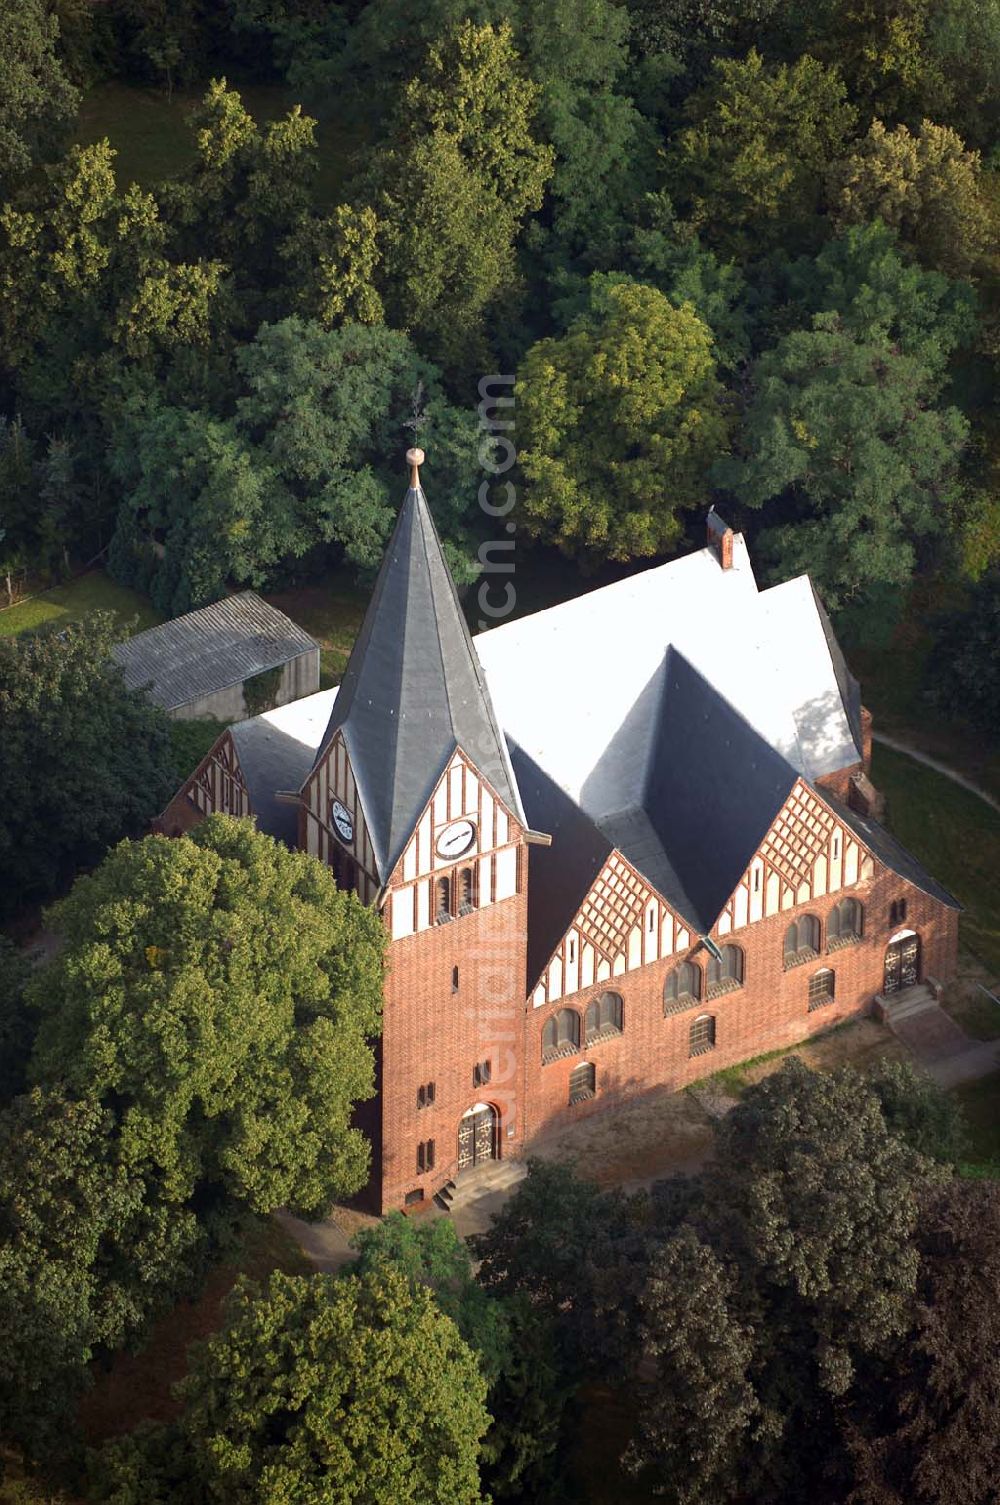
[782,221,977,376]
[0,1086,202,1465]
[372,20,553,374]
[829,119,993,279]
[623,1227,759,1504]
[28,816,386,1218]
[109,318,481,612]
[90,1266,490,1505]
[0,0,78,187]
[0,614,175,918]
[845,1179,1000,1504]
[667,49,856,258]
[288,202,385,328]
[518,277,727,560]
[715,316,969,605]
[703,1061,931,1412]
[924,571,1000,735]
[866,1059,968,1165]
[0,938,32,1103]
[160,78,318,329]
[354,1213,570,1498]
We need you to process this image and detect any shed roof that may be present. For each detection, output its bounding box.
[112,591,317,712]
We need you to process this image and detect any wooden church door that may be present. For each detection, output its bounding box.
[884,934,919,995]
[457,1105,497,1173]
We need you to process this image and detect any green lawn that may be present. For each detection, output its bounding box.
[264,573,369,688]
[953,1071,1000,1175]
[0,570,161,640]
[872,743,1000,974]
[848,580,1000,804]
[75,79,363,203]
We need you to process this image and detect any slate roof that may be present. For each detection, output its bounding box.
[310,481,526,883]
[230,688,337,846]
[113,591,317,712]
[474,538,864,822]
[510,742,614,993]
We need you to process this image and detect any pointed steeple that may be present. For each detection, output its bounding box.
[310,449,526,883]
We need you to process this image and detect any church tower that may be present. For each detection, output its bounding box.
[298,450,537,1210]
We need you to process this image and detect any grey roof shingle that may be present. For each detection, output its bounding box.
[112,592,316,712]
[311,482,526,883]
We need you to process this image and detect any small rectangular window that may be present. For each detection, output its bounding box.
[568,937,576,964]
[833,835,840,859]
[648,908,655,932]
[417,1139,436,1174]
[753,868,761,893]
[473,1060,492,1088]
[416,1081,435,1110]
[452,965,459,993]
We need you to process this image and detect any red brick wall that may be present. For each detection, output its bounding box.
[521,866,958,1142]
[373,880,529,1210]
[152,790,206,837]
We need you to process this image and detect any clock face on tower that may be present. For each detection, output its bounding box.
[435,819,477,860]
[330,799,354,844]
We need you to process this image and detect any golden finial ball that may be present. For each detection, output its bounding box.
[406,447,425,468]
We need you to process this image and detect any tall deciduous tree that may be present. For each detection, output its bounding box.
[845,1179,1000,1505]
[518,277,727,560]
[715,317,969,606]
[28,816,386,1218]
[667,48,856,258]
[829,118,993,279]
[0,0,78,187]
[0,613,175,918]
[373,20,553,374]
[90,1267,490,1505]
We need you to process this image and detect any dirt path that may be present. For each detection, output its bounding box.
[873,732,1000,815]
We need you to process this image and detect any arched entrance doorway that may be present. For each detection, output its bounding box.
[457,1103,498,1174]
[884,930,920,995]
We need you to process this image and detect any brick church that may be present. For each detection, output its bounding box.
[158,452,959,1212]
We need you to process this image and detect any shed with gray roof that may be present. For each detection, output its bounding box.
[112,591,319,722]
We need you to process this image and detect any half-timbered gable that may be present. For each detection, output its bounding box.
[299,727,379,905]
[716,778,874,937]
[386,747,525,941]
[529,848,692,1009]
[174,730,251,823]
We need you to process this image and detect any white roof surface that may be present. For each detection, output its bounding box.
[473,536,859,824]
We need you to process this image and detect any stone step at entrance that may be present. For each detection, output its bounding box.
[876,982,937,1025]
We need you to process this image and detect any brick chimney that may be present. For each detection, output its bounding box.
[706,507,734,570]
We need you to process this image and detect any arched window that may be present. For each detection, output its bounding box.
[828,898,863,948]
[569,1061,596,1104]
[707,945,744,998]
[542,1008,581,1061]
[808,969,836,1011]
[457,867,475,915]
[689,1014,716,1057]
[889,898,908,927]
[664,960,701,1015]
[434,876,452,924]
[783,915,821,969]
[585,991,623,1043]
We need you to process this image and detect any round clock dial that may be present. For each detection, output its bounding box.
[330,799,354,844]
[435,819,477,860]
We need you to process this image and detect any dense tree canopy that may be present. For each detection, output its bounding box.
[91,1266,491,1505]
[28,816,386,1217]
[0,0,78,186]
[518,277,727,559]
[667,49,856,257]
[716,317,969,606]
[0,613,175,917]
[829,118,993,278]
